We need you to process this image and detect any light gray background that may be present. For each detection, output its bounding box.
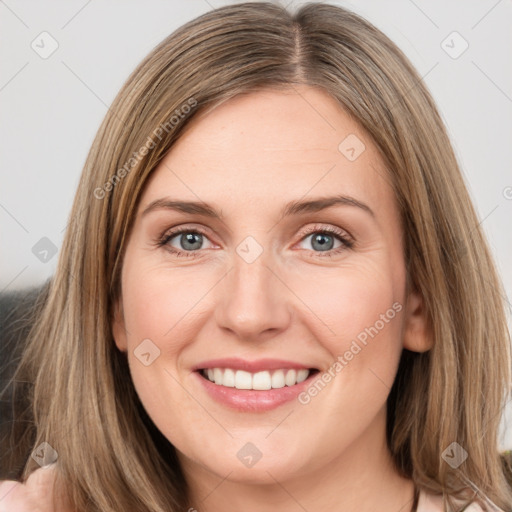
[1,0,511,447]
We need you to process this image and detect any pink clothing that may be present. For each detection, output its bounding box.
[418,489,502,511]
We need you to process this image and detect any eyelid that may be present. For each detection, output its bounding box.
[154,228,210,260]
[158,224,217,247]
[157,222,354,258]
[294,223,354,245]
[160,222,212,236]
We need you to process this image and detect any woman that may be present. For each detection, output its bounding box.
[1,2,511,511]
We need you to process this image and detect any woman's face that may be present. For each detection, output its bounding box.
[113,86,429,488]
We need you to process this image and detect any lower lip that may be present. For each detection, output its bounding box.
[193,370,319,412]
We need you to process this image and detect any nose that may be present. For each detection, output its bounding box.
[214,250,292,342]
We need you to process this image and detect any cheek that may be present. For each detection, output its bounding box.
[119,262,220,423]
[292,262,404,349]
[122,264,215,353]
[291,261,406,433]
[290,259,407,416]
[119,267,212,439]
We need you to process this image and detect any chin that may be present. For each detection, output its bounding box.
[211,460,301,485]
[185,445,306,485]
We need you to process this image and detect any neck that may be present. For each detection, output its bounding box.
[181,407,415,512]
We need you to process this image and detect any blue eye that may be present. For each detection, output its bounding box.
[303,232,339,251]
[172,232,204,251]
[296,227,353,257]
[165,230,211,252]
[157,224,353,259]
[159,229,214,257]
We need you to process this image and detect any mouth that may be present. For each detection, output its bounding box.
[197,367,320,390]
[192,359,321,412]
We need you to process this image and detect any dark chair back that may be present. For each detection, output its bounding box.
[0,284,48,479]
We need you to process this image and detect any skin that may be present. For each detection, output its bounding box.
[112,86,431,511]
[0,86,431,511]
[0,465,72,511]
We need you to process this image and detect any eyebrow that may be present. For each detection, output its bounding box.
[141,194,374,220]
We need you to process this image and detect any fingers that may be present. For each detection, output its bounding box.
[0,464,66,512]
[0,480,20,509]
[0,479,33,512]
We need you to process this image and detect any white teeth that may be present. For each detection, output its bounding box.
[296,369,309,383]
[285,369,296,386]
[214,368,223,385]
[235,370,252,390]
[223,368,235,387]
[252,371,272,390]
[202,368,311,390]
[271,370,285,389]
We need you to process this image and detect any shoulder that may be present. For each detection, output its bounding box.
[417,490,445,512]
[418,489,502,512]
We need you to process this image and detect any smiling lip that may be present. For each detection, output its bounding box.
[192,357,319,412]
[192,357,314,373]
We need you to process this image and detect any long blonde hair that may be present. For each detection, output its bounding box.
[5,2,512,510]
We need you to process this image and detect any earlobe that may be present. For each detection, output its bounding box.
[112,300,128,352]
[402,290,433,353]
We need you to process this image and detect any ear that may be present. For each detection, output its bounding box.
[402,290,433,353]
[112,299,128,352]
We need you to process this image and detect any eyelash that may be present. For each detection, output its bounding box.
[156,224,354,259]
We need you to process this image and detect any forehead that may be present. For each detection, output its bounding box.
[139,86,396,224]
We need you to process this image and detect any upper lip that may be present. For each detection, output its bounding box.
[192,357,317,373]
